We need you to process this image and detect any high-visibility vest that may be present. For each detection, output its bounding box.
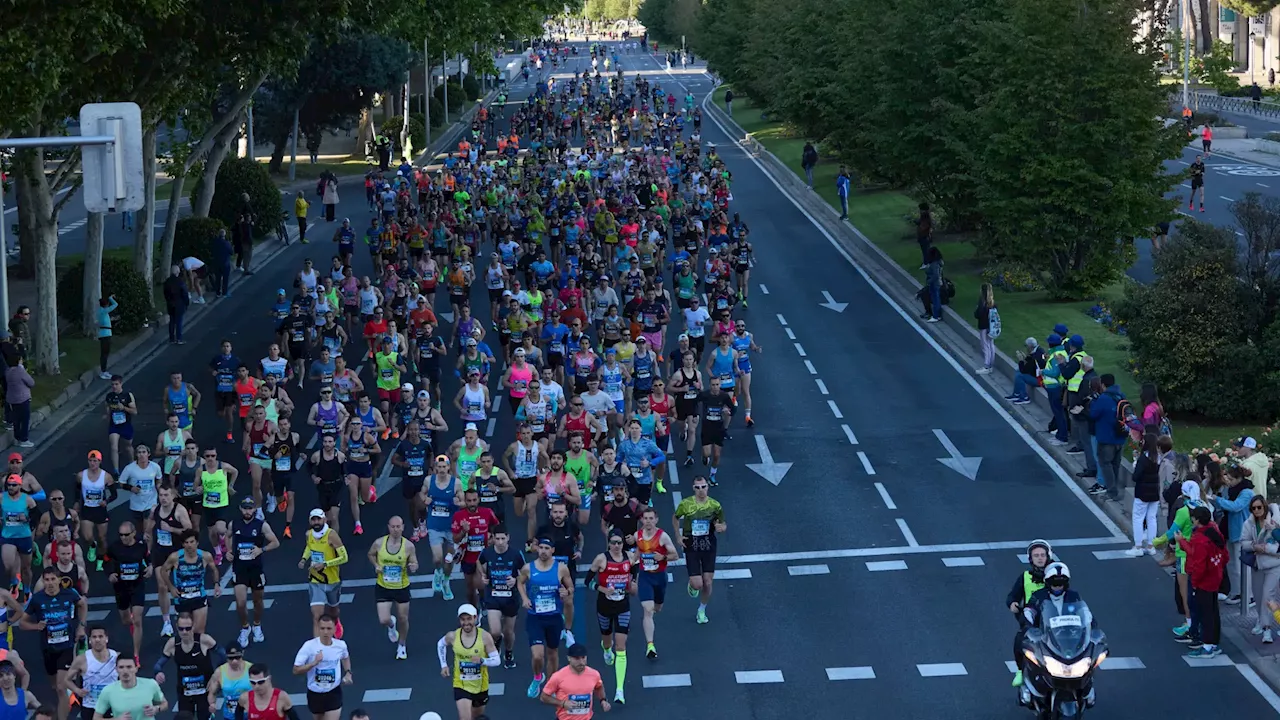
[1043,347,1068,387]
[1065,351,1089,392]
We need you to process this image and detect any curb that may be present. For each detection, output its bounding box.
[5,106,492,457]
[703,87,1280,692]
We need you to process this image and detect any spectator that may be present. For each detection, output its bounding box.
[835,166,851,220]
[323,177,340,223]
[163,265,190,346]
[7,306,29,359]
[1126,432,1161,557]
[1235,436,1270,501]
[295,191,310,243]
[96,294,118,380]
[235,193,256,275]
[915,203,933,269]
[1006,337,1044,405]
[1087,373,1127,502]
[1068,363,1101,484]
[1177,505,1228,658]
[923,247,944,323]
[1137,382,1167,445]
[212,229,234,298]
[1215,465,1257,606]
[5,356,34,448]
[1244,498,1280,643]
[724,89,734,116]
[974,283,997,374]
[1251,81,1263,111]
[801,142,818,188]
[182,256,207,304]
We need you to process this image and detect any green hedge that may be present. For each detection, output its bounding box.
[173,217,227,266]
[190,157,282,239]
[462,75,482,101]
[434,81,465,113]
[428,97,445,128]
[57,256,153,333]
[382,115,427,148]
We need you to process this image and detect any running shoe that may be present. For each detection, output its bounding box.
[388,616,399,643]
[646,643,657,659]
[526,677,543,698]
[696,607,708,624]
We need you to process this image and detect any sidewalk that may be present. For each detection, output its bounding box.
[704,88,1280,691]
[1203,137,1280,169]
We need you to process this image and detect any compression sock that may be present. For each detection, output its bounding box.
[615,650,627,689]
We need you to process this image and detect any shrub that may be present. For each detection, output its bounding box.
[172,217,227,266]
[434,81,466,113]
[382,115,427,149]
[57,256,153,334]
[189,157,282,239]
[461,74,482,101]
[981,263,1043,293]
[428,97,445,128]
[1113,220,1278,420]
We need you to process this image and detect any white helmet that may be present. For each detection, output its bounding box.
[1026,539,1054,564]
[1043,562,1071,588]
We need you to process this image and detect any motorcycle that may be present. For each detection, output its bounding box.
[1018,600,1108,719]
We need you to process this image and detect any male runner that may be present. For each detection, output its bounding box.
[153,612,218,720]
[517,537,574,699]
[21,565,87,720]
[231,498,280,648]
[300,510,347,639]
[150,485,191,638]
[436,604,500,720]
[106,521,150,662]
[367,517,419,660]
[586,531,633,703]
[291,615,351,720]
[633,507,678,659]
[672,476,726,624]
[235,663,299,720]
[160,531,221,635]
[421,456,462,600]
[64,624,118,717]
[451,490,499,611]
[478,525,524,669]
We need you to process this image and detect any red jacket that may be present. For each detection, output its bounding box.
[1178,524,1228,592]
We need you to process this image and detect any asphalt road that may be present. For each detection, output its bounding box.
[8,43,1280,720]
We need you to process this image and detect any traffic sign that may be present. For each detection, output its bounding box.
[79,102,144,213]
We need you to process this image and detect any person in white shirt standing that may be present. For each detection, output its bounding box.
[291,615,351,720]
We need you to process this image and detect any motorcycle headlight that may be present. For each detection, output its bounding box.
[1022,649,1040,667]
[1095,650,1108,668]
[1044,656,1093,679]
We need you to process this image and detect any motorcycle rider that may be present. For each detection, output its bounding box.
[1006,540,1053,688]
[1019,562,1098,707]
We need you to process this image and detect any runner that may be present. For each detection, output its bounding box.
[104,376,138,472]
[308,436,347,532]
[367,516,419,660]
[235,663,299,720]
[478,525,524,669]
[448,424,489,492]
[633,507,678,659]
[265,417,301,537]
[672,476,726,624]
[150,485,191,639]
[421,456,461,601]
[586,531,633,703]
[73,451,115,572]
[472,452,514,526]
[436,604,500,720]
[291,615,351,720]
[105,521,150,662]
[199,447,239,566]
[729,319,761,427]
[539,645,610,718]
[64,625,117,718]
[340,416,379,535]
[230,498,280,648]
[563,433,598,527]
[242,406,277,512]
[211,341,244,444]
[159,531,220,635]
[451,489,499,610]
[617,420,665,504]
[21,565,86,720]
[0,662,38,718]
[300,510,347,639]
[90,655,166,720]
[517,537,575,698]
[0,476,36,597]
[503,426,548,548]
[697,376,735,484]
[162,371,201,436]
[153,613,218,720]
[207,642,252,720]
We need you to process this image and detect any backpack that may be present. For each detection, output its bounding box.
[988,307,1002,339]
[1115,397,1142,438]
[941,277,956,304]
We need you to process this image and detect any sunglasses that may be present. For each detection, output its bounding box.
[608,539,623,545]
[119,532,134,538]
[177,626,194,632]
[203,454,217,459]
[249,678,270,686]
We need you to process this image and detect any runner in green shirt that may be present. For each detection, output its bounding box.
[672,475,726,625]
[94,656,168,720]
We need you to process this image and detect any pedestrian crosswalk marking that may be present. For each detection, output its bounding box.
[1099,657,1145,670]
[942,557,985,568]
[642,674,692,688]
[362,688,412,703]
[1093,549,1139,560]
[735,670,784,684]
[865,560,907,572]
[226,599,275,611]
[339,593,355,604]
[917,663,967,677]
[409,587,434,599]
[87,610,111,622]
[289,694,307,707]
[1183,655,1234,668]
[787,564,829,576]
[489,683,506,696]
[826,666,875,680]
[715,568,751,580]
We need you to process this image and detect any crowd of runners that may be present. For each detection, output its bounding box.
[0,34,763,720]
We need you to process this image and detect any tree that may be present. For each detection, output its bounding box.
[966,0,1184,297]
[255,34,416,173]
[1221,0,1280,16]
[1231,192,1280,320]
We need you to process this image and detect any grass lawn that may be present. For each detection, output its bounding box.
[256,156,375,185]
[714,86,1266,453]
[29,335,109,410]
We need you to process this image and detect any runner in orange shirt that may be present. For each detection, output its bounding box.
[540,644,612,714]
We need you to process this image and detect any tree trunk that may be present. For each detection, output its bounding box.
[134,126,157,289]
[157,171,188,282]
[268,137,288,174]
[81,212,105,338]
[13,147,61,376]
[1197,0,1212,54]
[193,112,243,218]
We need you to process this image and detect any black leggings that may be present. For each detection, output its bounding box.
[1013,626,1027,670]
[99,337,111,373]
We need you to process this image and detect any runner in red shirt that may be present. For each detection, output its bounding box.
[362,308,388,360]
[451,488,499,609]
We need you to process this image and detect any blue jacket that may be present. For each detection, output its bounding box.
[617,438,665,486]
[212,234,234,267]
[835,174,851,198]
[1215,481,1256,542]
[1088,385,1127,445]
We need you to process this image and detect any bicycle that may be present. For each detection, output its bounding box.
[276,210,291,245]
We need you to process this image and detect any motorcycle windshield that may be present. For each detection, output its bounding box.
[1039,600,1092,659]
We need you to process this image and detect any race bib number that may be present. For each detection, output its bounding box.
[275,456,292,472]
[641,553,658,572]
[238,543,256,561]
[3,512,23,527]
[111,411,127,425]
[381,565,403,584]
[468,536,484,553]
[182,676,206,696]
[314,667,337,689]
[156,529,173,546]
[431,504,450,517]
[567,693,591,715]
[459,662,482,681]
[691,519,710,537]
[534,595,557,614]
[48,628,69,645]
[310,550,326,565]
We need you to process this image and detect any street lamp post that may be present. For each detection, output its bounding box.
[1182,0,1191,110]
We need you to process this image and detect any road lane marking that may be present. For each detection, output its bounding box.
[784,328,796,340]
[1259,182,1271,188]
[793,343,806,357]
[787,564,829,576]
[942,557,986,567]
[716,569,752,579]
[815,379,828,395]
[842,425,857,444]
[87,610,111,622]
[667,458,680,486]
[866,560,908,572]
[759,284,769,295]
[643,674,692,688]
[873,482,896,509]
[491,394,502,412]
[1093,549,1139,560]
[486,417,497,437]
[826,666,876,680]
[804,360,817,375]
[896,518,919,547]
[1221,195,1235,202]
[1099,657,1145,670]
[1235,664,1280,713]
[489,683,506,697]
[735,670,784,684]
[857,451,874,474]
[671,490,682,506]
[827,400,842,418]
[917,663,967,677]
[362,689,412,702]
[776,314,787,326]
[1182,655,1233,667]
[225,599,274,611]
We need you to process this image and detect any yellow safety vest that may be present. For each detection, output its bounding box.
[1022,570,1045,604]
[1065,351,1088,392]
[1043,347,1068,388]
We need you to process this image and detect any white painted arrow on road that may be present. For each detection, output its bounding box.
[439,311,455,323]
[746,435,792,486]
[933,429,982,480]
[819,291,848,313]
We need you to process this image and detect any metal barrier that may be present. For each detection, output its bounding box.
[1183,91,1280,121]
